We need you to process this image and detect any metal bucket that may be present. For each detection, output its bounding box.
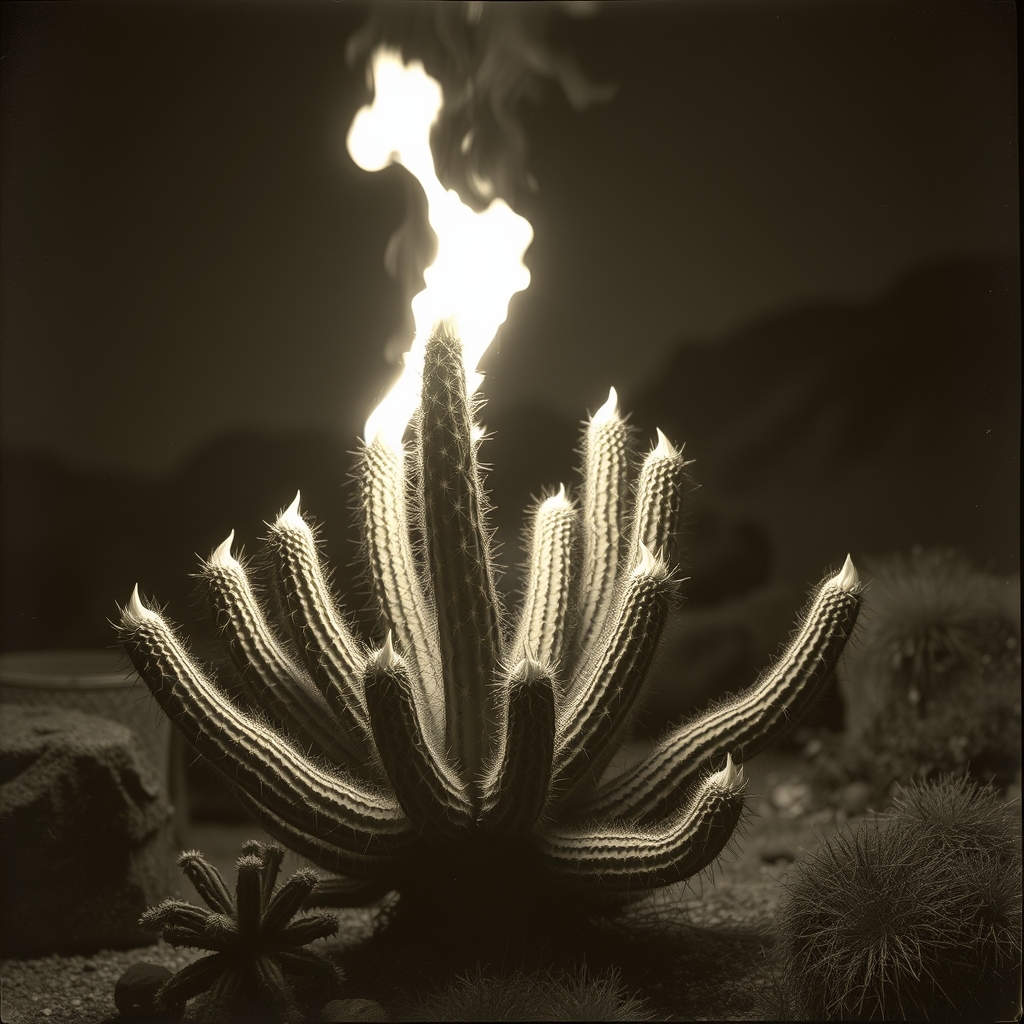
[0,649,172,795]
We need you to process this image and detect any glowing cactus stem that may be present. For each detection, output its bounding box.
[553,544,675,803]
[418,325,504,791]
[266,494,374,738]
[360,434,446,748]
[581,557,862,823]
[480,654,556,837]
[199,533,363,768]
[630,428,689,566]
[576,387,631,658]
[118,589,415,876]
[536,755,747,891]
[513,485,577,676]
[363,634,475,839]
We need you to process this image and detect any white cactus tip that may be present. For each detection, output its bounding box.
[209,530,238,568]
[511,647,546,683]
[632,541,669,581]
[714,752,746,792]
[277,491,303,528]
[124,584,161,626]
[829,553,860,593]
[652,427,679,460]
[539,482,570,513]
[590,386,619,427]
[373,631,399,670]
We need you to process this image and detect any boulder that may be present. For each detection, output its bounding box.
[0,704,174,956]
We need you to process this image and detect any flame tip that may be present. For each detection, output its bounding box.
[351,47,532,442]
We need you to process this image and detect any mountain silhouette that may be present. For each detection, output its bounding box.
[626,256,1020,590]
[2,257,1017,657]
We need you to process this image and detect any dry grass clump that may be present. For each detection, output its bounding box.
[771,776,1021,1021]
[399,963,657,1021]
[819,549,1020,799]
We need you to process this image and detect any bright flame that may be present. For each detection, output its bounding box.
[347,48,534,445]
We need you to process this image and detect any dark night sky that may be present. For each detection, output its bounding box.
[2,0,1017,477]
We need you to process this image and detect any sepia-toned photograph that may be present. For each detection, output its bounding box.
[1,2,1019,1020]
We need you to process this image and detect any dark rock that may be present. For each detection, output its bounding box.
[0,705,174,956]
[319,998,387,1022]
[114,961,177,1021]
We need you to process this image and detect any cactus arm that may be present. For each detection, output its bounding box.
[277,914,340,947]
[575,388,632,659]
[118,588,415,874]
[534,755,746,891]
[579,557,862,823]
[260,868,320,935]
[628,429,690,567]
[198,532,369,769]
[157,954,229,1007]
[479,654,557,836]
[418,324,504,789]
[552,545,675,804]
[265,493,375,738]
[363,634,475,837]
[360,434,447,752]
[511,485,577,677]
[230,788,409,879]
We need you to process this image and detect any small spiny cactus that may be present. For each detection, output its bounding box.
[822,548,1021,797]
[141,842,343,1023]
[773,775,1022,1021]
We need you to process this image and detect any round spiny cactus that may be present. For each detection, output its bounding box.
[774,776,1022,1022]
[118,324,860,965]
[141,841,343,1024]
[822,548,1021,797]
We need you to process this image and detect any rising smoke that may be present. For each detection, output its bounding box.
[346,2,614,364]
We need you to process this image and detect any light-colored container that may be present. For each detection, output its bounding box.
[0,649,172,795]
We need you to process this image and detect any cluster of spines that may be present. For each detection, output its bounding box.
[118,322,861,897]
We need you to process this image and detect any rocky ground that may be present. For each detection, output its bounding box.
[1,749,861,1023]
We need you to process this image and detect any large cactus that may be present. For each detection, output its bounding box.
[118,323,860,903]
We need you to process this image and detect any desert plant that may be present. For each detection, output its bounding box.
[403,963,656,1021]
[774,776,1022,1021]
[141,841,343,1023]
[117,324,859,971]
[835,548,1019,780]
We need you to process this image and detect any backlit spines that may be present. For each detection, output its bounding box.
[480,654,557,837]
[630,428,689,567]
[267,493,371,729]
[198,532,359,767]
[364,634,475,836]
[535,754,747,891]
[118,589,415,878]
[580,561,862,823]
[576,387,632,658]
[513,485,577,677]
[553,545,674,803]
[360,433,446,749]
[419,325,504,791]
